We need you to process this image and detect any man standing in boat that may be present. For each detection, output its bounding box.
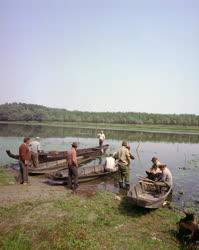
[67,142,78,191]
[115,141,132,189]
[97,131,105,147]
[29,137,41,168]
[19,137,31,185]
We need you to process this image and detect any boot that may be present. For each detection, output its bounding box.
[119,181,124,189]
[125,182,130,190]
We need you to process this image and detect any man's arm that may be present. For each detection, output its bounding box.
[126,150,131,163]
[72,150,78,166]
[37,143,41,152]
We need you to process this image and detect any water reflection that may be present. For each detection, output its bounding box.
[0,123,199,143]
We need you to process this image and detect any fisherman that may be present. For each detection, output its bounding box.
[115,141,131,189]
[104,153,118,172]
[19,137,31,185]
[158,164,173,187]
[146,156,162,181]
[97,131,105,147]
[67,142,78,191]
[29,137,41,168]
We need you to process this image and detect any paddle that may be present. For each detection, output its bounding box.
[138,176,155,183]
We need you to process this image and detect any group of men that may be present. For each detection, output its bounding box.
[18,136,78,188]
[18,134,173,191]
[104,141,173,190]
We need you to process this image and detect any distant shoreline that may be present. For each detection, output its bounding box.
[1,121,199,135]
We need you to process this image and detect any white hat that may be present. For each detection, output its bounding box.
[35,137,40,140]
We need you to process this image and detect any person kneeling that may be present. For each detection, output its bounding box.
[104,153,118,172]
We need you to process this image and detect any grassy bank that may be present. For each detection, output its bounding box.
[0,170,184,250]
[0,168,15,186]
[0,192,183,250]
[1,120,199,134]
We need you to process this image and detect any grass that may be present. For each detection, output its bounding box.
[0,191,184,250]
[0,120,199,134]
[0,168,15,186]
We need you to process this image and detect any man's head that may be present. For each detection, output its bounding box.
[71,142,78,148]
[101,131,104,134]
[122,141,128,147]
[35,137,40,141]
[24,137,30,144]
[151,156,158,163]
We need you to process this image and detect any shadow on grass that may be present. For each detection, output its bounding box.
[118,196,153,217]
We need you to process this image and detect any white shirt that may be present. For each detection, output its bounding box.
[161,167,173,187]
[98,133,105,141]
[105,157,117,172]
[29,141,41,154]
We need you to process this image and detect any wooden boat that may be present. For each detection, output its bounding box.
[28,155,95,175]
[6,144,109,163]
[47,164,117,185]
[127,177,172,209]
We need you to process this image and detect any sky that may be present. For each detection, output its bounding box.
[0,0,198,114]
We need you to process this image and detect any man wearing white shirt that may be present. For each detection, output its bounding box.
[29,137,41,168]
[104,153,118,172]
[97,131,105,147]
[157,164,173,188]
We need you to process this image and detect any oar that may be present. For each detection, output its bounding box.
[138,176,155,183]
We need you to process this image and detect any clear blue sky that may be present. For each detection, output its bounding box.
[0,0,198,114]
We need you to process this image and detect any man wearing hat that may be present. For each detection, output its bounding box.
[67,142,78,191]
[29,137,41,168]
[145,156,162,180]
[115,141,131,189]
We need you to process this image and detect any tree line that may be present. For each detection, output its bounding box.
[0,102,199,126]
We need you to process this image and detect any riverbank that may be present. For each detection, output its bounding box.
[0,120,199,135]
[0,168,184,250]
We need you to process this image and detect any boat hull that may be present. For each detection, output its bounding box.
[48,164,117,185]
[127,181,172,209]
[6,144,109,163]
[28,156,95,175]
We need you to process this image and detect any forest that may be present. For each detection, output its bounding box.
[0,102,199,126]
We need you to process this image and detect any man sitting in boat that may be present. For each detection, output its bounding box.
[104,153,118,172]
[146,156,162,181]
[155,164,173,188]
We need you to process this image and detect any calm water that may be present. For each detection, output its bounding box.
[0,123,199,211]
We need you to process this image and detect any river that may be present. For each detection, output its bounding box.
[0,123,199,212]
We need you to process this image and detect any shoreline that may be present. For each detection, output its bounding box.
[1,121,199,135]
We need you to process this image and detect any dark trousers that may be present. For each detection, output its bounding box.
[19,161,29,183]
[68,166,78,190]
[99,139,103,147]
[118,165,130,184]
